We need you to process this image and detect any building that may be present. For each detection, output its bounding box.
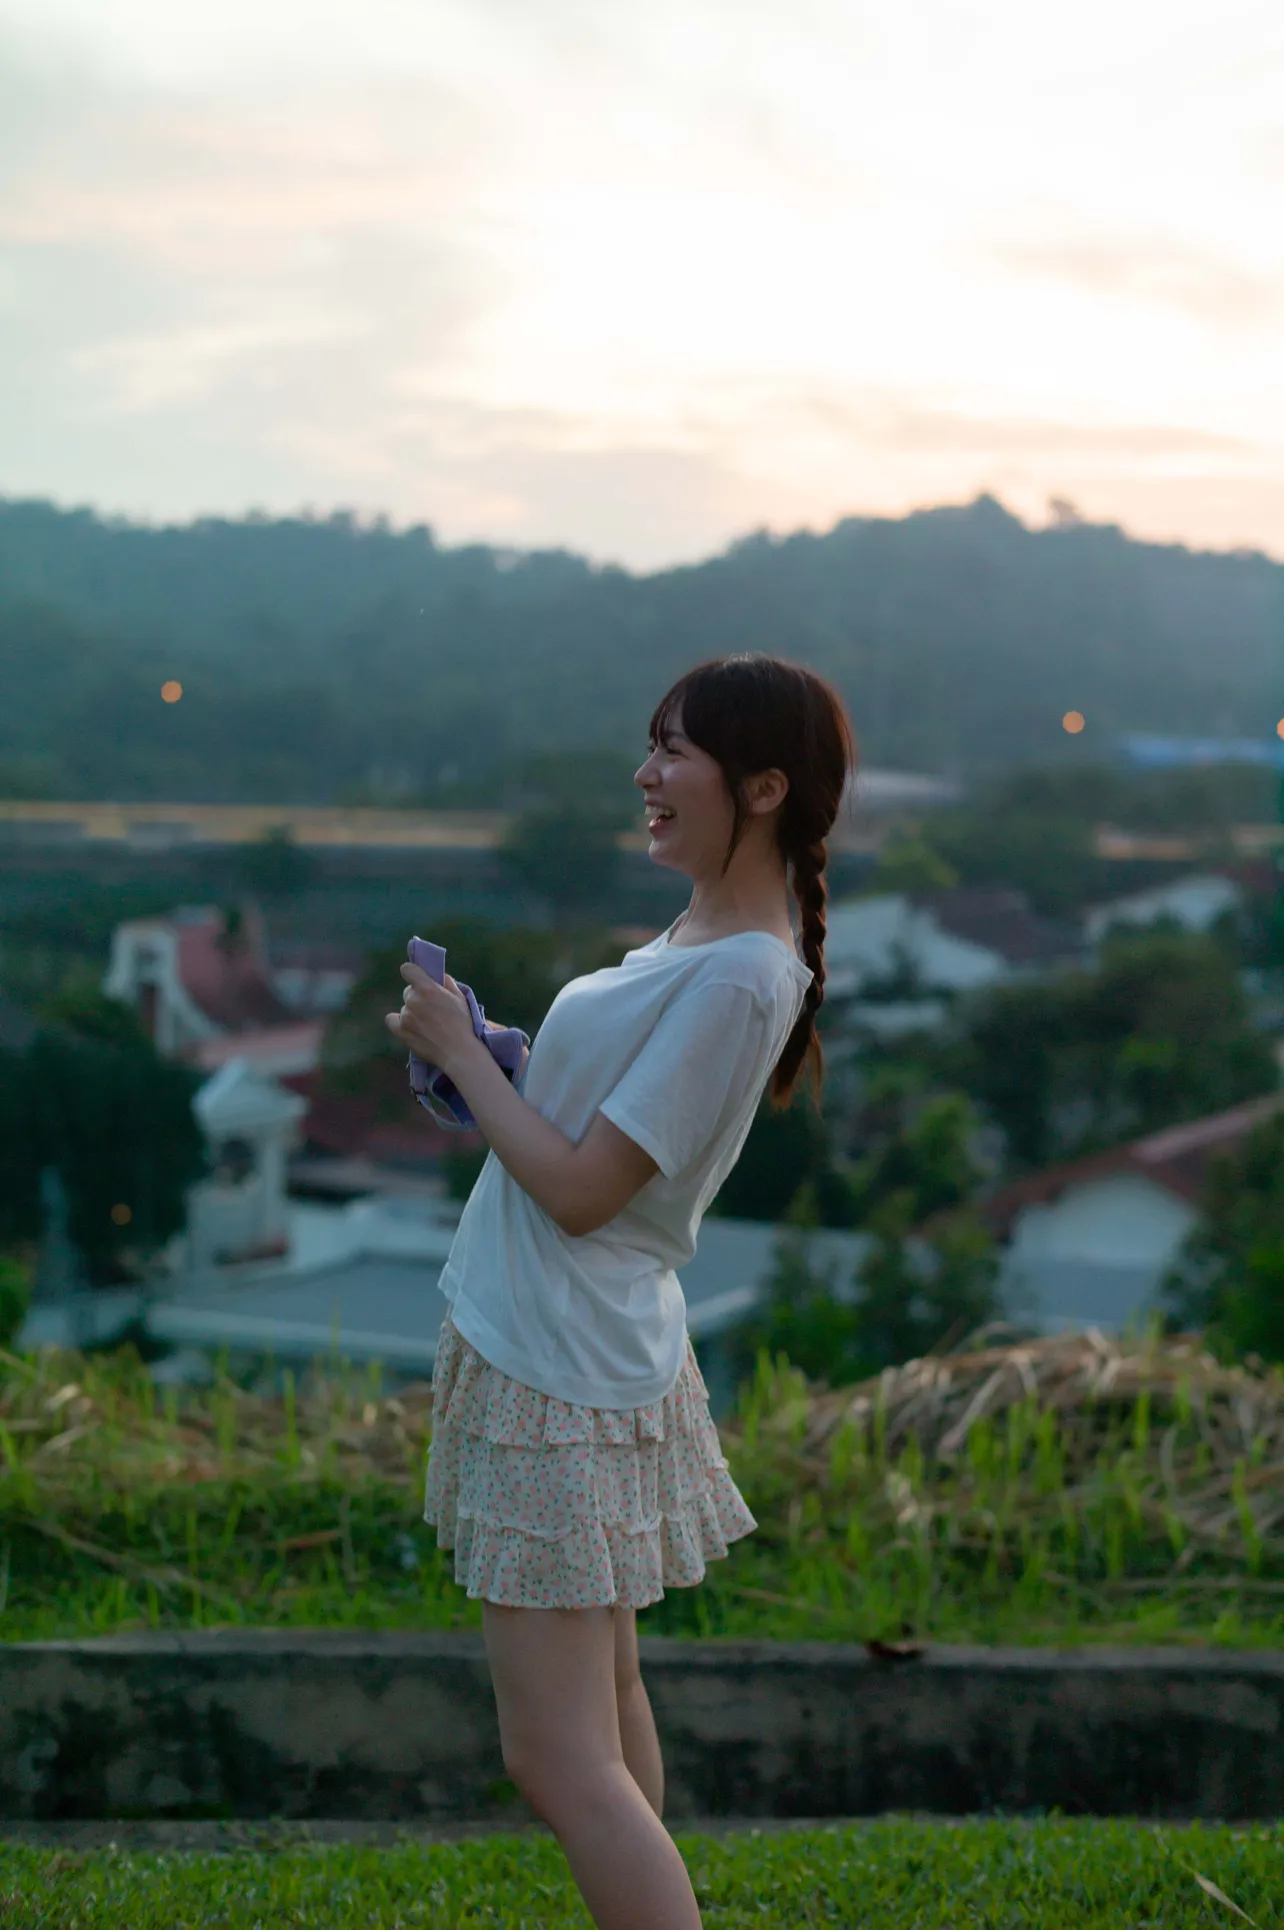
[1084,874,1243,947]
[824,888,1081,1005]
[145,1195,871,1416]
[959,1092,1284,1334]
[103,902,329,1076]
[185,1060,309,1268]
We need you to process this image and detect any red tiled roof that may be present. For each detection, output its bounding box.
[948,1090,1284,1241]
[184,1021,325,1074]
[173,905,296,1032]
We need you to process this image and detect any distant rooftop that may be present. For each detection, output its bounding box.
[952,1090,1284,1242]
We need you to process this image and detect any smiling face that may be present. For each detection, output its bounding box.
[634,704,740,879]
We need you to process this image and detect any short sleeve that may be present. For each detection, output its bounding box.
[598,980,773,1181]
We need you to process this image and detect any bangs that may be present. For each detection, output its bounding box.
[647,675,691,748]
[647,661,743,764]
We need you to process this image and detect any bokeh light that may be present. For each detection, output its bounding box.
[1062,711,1085,735]
[161,680,183,703]
[110,1203,132,1225]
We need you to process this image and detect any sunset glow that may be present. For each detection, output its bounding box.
[2,0,1283,566]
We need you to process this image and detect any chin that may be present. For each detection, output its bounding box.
[647,840,691,878]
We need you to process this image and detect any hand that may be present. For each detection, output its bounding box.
[385,963,481,1078]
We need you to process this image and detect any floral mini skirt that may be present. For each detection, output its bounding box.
[423,1312,758,1610]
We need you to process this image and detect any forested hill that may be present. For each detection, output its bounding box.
[0,493,1279,806]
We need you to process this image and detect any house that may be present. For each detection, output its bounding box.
[147,1200,872,1416]
[185,1060,309,1269]
[959,1091,1284,1334]
[1084,874,1243,947]
[103,903,326,1078]
[101,905,456,1178]
[263,939,362,1017]
[824,888,1080,1006]
[845,770,962,815]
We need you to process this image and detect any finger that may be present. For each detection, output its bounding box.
[400,961,439,990]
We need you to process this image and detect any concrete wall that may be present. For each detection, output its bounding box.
[3,1632,1282,1825]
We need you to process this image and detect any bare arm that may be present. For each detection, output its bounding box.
[386,965,659,1238]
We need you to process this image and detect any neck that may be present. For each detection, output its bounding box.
[679,839,793,941]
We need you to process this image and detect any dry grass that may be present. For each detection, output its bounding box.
[2,1328,1283,1645]
[725,1326,1284,1575]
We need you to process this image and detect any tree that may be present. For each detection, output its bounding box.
[2,991,210,1287]
[497,802,625,926]
[844,1073,987,1224]
[929,790,1107,919]
[711,1065,989,1233]
[946,929,1278,1173]
[0,1247,32,1348]
[230,826,319,905]
[0,1049,43,1249]
[1163,1110,1284,1361]
[1,496,1278,804]
[708,1089,833,1223]
[722,1199,1002,1392]
[866,836,958,895]
[845,1201,1003,1374]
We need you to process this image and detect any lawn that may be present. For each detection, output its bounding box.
[2,1819,1281,1927]
[2,1327,1283,1649]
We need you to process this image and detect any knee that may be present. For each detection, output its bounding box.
[502,1736,611,1826]
[501,1735,561,1819]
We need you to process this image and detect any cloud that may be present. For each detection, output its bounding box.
[0,4,1282,564]
[775,393,1253,461]
[995,233,1284,330]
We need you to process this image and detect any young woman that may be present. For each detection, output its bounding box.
[386,652,856,1929]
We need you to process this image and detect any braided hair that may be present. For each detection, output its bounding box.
[647,654,857,1108]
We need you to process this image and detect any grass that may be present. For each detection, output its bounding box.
[2,1819,1282,1926]
[2,1330,1284,1649]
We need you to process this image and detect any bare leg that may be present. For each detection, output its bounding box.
[483,1601,701,1930]
[614,1606,664,1818]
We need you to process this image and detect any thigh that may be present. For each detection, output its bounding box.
[482,1601,623,1780]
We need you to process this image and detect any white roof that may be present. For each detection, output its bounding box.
[824,894,1006,995]
[1084,874,1242,943]
[193,1058,309,1134]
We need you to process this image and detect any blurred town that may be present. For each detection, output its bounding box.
[1,493,1282,1420]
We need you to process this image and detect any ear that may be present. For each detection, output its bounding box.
[747,767,789,814]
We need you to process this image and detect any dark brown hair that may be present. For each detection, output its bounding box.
[648,653,857,1109]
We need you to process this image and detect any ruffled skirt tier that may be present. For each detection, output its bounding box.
[423,1314,757,1609]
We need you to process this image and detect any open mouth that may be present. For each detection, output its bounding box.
[645,804,677,831]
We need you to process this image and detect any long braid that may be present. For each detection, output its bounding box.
[771,834,829,1106]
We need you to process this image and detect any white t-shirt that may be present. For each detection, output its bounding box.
[436,923,814,1408]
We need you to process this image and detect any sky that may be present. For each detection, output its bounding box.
[2,0,1283,569]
